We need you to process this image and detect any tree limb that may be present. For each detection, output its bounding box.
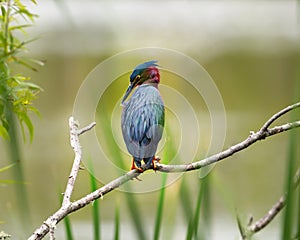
[155,120,300,172]
[246,168,300,235]
[27,102,300,240]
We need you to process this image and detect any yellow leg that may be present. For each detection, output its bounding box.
[130,159,143,173]
[152,156,161,171]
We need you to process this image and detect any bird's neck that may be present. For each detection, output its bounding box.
[143,80,159,88]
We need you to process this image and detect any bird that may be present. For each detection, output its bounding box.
[121,60,165,172]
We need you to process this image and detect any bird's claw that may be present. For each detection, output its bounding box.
[152,156,161,171]
[130,159,144,173]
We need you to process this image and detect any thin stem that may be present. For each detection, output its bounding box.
[62,117,95,206]
[3,0,11,56]
[260,102,300,131]
[247,168,300,234]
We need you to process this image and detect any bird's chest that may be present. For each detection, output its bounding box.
[123,86,161,116]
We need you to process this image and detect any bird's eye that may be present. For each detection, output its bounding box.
[134,75,141,83]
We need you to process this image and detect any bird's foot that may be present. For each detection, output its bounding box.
[152,156,161,171]
[129,160,143,181]
[130,160,144,173]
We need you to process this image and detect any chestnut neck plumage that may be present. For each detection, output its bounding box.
[142,67,160,88]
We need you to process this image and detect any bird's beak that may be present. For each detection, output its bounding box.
[121,74,141,105]
[121,83,134,104]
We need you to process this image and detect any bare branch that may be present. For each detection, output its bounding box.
[27,102,300,240]
[247,168,300,234]
[49,224,55,240]
[155,120,300,173]
[77,121,96,135]
[63,117,83,206]
[260,102,300,131]
[63,118,96,207]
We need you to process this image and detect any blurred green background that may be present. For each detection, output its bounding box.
[0,1,299,239]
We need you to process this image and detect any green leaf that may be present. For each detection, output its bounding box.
[26,105,41,116]
[0,163,15,173]
[13,57,38,71]
[9,24,32,31]
[89,159,101,240]
[19,81,42,91]
[1,6,6,18]
[0,179,21,184]
[0,124,9,139]
[20,112,34,142]
[24,57,46,67]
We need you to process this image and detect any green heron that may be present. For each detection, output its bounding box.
[121,61,165,172]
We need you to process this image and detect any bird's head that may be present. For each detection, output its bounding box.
[121,60,160,104]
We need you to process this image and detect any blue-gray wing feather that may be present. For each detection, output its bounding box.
[121,85,164,159]
[130,101,164,145]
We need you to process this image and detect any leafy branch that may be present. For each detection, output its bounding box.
[28,102,300,240]
[0,0,42,141]
[0,0,42,231]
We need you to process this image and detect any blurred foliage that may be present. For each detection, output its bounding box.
[0,0,43,233]
[281,80,300,240]
[0,0,43,141]
[89,160,101,240]
[0,162,15,184]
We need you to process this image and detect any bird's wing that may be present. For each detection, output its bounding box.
[129,101,164,147]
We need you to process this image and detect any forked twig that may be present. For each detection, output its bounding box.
[246,168,300,235]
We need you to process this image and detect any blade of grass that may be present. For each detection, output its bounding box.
[236,214,247,240]
[281,69,299,240]
[186,218,194,240]
[6,107,31,229]
[193,183,205,239]
[124,192,147,240]
[89,159,101,240]
[294,59,300,240]
[297,178,300,240]
[58,192,74,240]
[114,202,120,240]
[179,176,193,221]
[185,177,206,240]
[153,172,167,240]
[195,174,212,239]
[281,127,296,240]
[63,215,74,240]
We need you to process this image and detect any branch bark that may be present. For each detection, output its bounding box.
[62,117,96,207]
[27,102,300,240]
[246,168,300,235]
